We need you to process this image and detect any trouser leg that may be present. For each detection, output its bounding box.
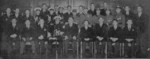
[31,41,35,53]
[20,42,25,54]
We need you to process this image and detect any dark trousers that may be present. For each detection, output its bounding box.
[80,41,93,58]
[95,41,106,58]
[63,39,77,54]
[107,42,120,58]
[124,43,137,58]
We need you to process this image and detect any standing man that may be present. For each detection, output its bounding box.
[88,3,96,16]
[114,6,125,29]
[63,5,73,24]
[40,3,49,22]
[135,6,148,57]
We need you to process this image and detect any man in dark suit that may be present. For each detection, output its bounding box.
[94,17,107,58]
[20,20,36,55]
[114,6,125,29]
[134,6,148,57]
[34,7,41,25]
[88,3,96,16]
[108,20,123,58]
[63,6,73,23]
[63,17,78,55]
[79,20,94,58]
[36,19,48,55]
[123,6,135,23]
[123,19,137,58]
[8,18,21,49]
[40,3,49,22]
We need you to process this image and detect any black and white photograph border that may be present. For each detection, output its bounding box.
[0,0,150,59]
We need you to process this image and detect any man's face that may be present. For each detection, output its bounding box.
[91,4,95,9]
[6,8,11,13]
[55,19,60,24]
[36,10,40,15]
[42,5,47,10]
[25,20,30,27]
[15,8,20,14]
[59,7,63,12]
[50,10,54,14]
[99,18,104,24]
[12,19,17,24]
[68,17,73,24]
[125,6,130,11]
[25,10,30,15]
[84,21,89,26]
[116,8,121,13]
[68,7,72,12]
[79,6,83,12]
[106,10,110,15]
[137,6,142,13]
[96,9,100,14]
[39,19,44,27]
[73,12,77,16]
[127,20,132,25]
[103,2,108,8]
[113,21,118,26]
[83,9,88,14]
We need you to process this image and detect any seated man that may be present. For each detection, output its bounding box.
[94,17,107,58]
[36,18,48,55]
[20,20,36,55]
[79,20,94,58]
[108,20,123,58]
[7,18,21,54]
[50,16,64,56]
[63,17,78,55]
[123,19,137,58]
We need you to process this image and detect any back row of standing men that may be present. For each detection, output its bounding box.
[0,3,148,58]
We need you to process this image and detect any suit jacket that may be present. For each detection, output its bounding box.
[1,14,13,32]
[40,10,49,21]
[135,13,148,33]
[88,9,96,16]
[7,22,21,42]
[63,12,73,23]
[21,27,35,41]
[79,27,94,42]
[64,23,78,37]
[114,13,125,28]
[36,26,47,41]
[108,26,123,42]
[123,26,137,43]
[94,23,107,41]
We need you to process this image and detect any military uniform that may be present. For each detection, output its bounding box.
[104,15,114,28]
[76,13,85,28]
[114,13,125,28]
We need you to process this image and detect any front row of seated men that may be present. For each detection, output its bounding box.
[6,17,137,57]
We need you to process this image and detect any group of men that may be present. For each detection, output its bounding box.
[0,3,148,58]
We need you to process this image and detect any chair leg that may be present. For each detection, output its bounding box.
[80,42,82,59]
